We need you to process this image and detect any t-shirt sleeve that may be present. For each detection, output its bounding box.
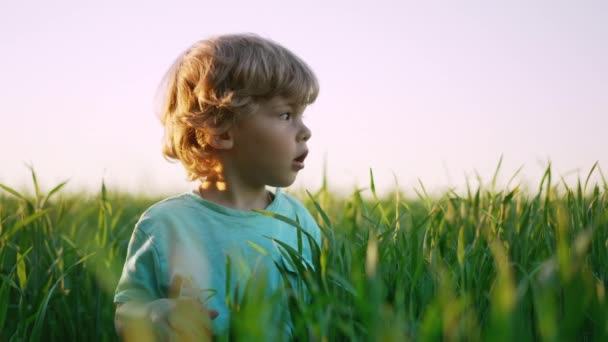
[114,220,166,303]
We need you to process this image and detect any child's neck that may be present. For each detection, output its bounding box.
[197,182,272,211]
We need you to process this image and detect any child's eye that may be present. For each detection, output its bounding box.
[279,112,292,120]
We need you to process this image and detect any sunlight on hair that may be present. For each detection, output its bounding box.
[201,180,227,191]
[200,162,227,191]
[216,181,226,191]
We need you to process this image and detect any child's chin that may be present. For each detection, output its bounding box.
[269,177,297,188]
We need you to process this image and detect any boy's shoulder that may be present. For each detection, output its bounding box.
[278,191,319,229]
[279,191,304,207]
[278,191,322,247]
[278,191,313,216]
[134,192,200,231]
[143,192,198,217]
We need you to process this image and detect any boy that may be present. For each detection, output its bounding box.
[114,34,321,340]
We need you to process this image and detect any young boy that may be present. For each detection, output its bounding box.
[114,34,321,340]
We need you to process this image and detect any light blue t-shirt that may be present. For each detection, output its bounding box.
[114,188,321,336]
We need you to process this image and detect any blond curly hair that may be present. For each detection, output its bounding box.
[158,34,319,183]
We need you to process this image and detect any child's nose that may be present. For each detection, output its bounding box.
[298,124,311,142]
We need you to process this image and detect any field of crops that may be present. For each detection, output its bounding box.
[1,163,607,341]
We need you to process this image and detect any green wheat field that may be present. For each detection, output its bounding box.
[1,161,607,341]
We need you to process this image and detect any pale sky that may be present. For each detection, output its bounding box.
[1,0,606,196]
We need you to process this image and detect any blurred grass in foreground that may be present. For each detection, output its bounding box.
[0,162,607,341]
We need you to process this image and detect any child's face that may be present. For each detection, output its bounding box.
[228,96,311,188]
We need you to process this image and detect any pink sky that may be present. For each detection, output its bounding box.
[1,0,606,195]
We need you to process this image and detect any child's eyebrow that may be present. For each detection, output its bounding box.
[271,102,295,109]
[273,102,304,112]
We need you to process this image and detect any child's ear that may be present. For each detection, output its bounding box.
[207,131,233,150]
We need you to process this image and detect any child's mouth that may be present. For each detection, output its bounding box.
[293,150,308,170]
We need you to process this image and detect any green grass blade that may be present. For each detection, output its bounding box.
[306,190,332,232]
[27,164,42,202]
[583,161,598,194]
[247,240,269,256]
[370,168,378,201]
[1,210,49,240]
[491,154,504,190]
[0,183,25,200]
[40,180,69,208]
[29,253,94,342]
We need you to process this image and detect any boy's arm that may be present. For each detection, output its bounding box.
[115,301,160,340]
[115,297,218,341]
[115,275,219,341]
[114,219,185,340]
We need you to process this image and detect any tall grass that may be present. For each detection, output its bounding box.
[0,163,607,341]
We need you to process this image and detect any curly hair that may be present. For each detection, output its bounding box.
[158,33,319,184]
